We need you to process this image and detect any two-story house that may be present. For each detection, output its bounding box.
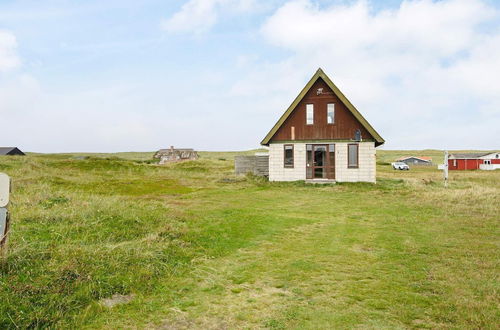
[261,68,385,182]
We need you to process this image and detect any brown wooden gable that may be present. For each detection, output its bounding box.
[261,68,384,146]
[270,77,373,142]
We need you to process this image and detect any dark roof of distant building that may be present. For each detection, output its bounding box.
[396,156,432,162]
[0,147,25,155]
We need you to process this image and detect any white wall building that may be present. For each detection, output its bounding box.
[261,69,384,183]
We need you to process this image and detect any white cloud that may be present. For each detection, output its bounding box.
[251,0,500,149]
[162,0,260,34]
[0,30,21,71]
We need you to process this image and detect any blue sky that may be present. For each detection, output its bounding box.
[0,0,499,152]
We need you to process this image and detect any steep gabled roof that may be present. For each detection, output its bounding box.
[261,68,385,146]
[0,147,25,155]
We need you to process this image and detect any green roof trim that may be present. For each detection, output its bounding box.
[260,68,385,146]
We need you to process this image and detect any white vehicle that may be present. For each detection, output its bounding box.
[392,162,410,170]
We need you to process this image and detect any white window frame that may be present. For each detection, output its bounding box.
[327,103,335,124]
[306,104,314,125]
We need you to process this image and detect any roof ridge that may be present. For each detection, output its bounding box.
[397,156,432,160]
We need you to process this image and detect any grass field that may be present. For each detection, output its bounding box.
[0,150,498,329]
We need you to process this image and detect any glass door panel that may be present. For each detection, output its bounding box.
[313,145,327,179]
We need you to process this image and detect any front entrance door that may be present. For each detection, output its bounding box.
[306,144,335,180]
[313,145,327,178]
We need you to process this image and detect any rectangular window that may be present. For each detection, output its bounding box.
[348,144,358,168]
[327,103,335,124]
[284,145,294,168]
[453,159,457,167]
[306,104,314,125]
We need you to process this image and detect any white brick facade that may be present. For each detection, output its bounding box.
[335,142,376,183]
[268,143,307,181]
[268,142,376,183]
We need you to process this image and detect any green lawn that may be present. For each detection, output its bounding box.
[0,151,498,329]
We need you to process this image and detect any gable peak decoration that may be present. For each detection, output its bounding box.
[260,68,385,146]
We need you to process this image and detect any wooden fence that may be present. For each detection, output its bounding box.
[235,153,269,176]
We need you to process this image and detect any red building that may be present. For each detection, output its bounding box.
[448,152,500,170]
